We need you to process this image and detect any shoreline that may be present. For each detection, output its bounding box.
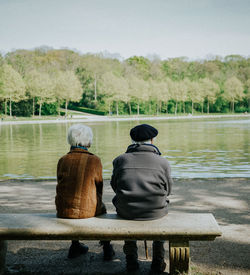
[1,177,250,275]
[0,113,250,125]
[1,176,249,183]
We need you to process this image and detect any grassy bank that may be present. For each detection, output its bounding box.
[0,112,249,124]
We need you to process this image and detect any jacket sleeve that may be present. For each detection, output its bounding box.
[95,157,106,216]
[95,157,103,185]
[110,158,118,193]
[56,157,63,182]
[165,161,173,196]
[55,157,63,204]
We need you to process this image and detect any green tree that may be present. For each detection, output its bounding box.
[25,70,54,116]
[5,49,37,77]
[148,80,158,114]
[54,71,82,116]
[2,48,250,117]
[0,64,25,116]
[100,73,112,114]
[101,72,129,115]
[150,80,172,114]
[244,79,250,111]
[169,80,181,115]
[223,76,244,112]
[149,58,164,80]
[113,76,129,115]
[160,79,172,114]
[0,63,4,103]
[186,61,206,80]
[12,99,33,117]
[25,70,38,116]
[41,49,81,71]
[75,67,95,108]
[186,79,202,114]
[81,54,116,102]
[177,79,188,114]
[200,78,220,113]
[101,72,119,115]
[161,57,188,81]
[125,56,151,80]
[168,79,188,115]
[128,76,149,115]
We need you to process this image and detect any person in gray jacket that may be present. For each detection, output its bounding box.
[111,124,173,273]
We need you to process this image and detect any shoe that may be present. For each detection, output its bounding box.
[67,242,89,259]
[151,260,166,273]
[126,255,139,272]
[103,243,115,261]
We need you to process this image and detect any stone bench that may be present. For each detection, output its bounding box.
[0,213,221,275]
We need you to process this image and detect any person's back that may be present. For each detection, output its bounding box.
[111,124,173,273]
[56,148,104,218]
[111,143,172,220]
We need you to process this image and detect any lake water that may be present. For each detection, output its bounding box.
[0,117,249,180]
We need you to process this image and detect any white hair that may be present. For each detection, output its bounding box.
[132,139,152,145]
[67,124,93,147]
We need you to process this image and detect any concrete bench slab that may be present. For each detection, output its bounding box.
[0,213,222,275]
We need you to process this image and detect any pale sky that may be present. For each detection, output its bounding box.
[0,0,250,60]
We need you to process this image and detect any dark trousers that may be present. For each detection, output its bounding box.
[123,240,165,261]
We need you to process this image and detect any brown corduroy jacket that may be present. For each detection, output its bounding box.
[55,147,105,219]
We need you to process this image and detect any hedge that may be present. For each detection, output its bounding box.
[68,106,107,115]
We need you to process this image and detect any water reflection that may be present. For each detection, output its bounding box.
[0,118,249,179]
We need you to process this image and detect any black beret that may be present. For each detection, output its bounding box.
[130,124,158,142]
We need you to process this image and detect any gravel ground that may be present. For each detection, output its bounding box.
[0,178,250,275]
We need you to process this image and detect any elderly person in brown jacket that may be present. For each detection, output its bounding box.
[55,124,114,260]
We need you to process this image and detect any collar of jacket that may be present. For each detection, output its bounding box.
[68,146,93,155]
[71,145,88,150]
[126,143,161,155]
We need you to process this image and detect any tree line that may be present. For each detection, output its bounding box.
[0,47,249,117]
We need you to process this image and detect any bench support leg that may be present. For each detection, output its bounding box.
[0,240,7,275]
[169,241,190,275]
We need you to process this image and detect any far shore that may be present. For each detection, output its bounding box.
[0,113,250,126]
